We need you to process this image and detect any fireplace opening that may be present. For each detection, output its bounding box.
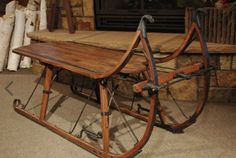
[94,0,186,33]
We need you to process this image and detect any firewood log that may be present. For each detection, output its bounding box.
[7,6,26,71]
[0,14,15,71]
[39,0,47,30]
[20,10,37,68]
[20,0,39,68]
[5,0,17,15]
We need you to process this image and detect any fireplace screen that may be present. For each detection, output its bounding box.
[95,0,185,33]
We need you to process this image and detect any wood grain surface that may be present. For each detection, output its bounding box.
[13,42,146,79]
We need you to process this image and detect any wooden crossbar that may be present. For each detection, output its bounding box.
[133,62,203,93]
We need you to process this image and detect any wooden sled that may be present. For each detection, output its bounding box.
[13,10,212,158]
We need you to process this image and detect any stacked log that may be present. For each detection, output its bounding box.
[39,0,47,30]
[5,0,17,15]
[185,7,236,45]
[0,15,15,71]
[0,0,46,72]
[20,0,40,68]
[20,10,37,68]
[0,1,16,72]
[7,6,26,71]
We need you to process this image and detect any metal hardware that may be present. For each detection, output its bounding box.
[193,8,207,28]
[137,15,155,38]
[13,99,22,108]
[142,81,159,96]
[69,81,97,134]
[175,73,192,80]
[137,104,150,114]
[101,111,112,116]
[43,90,52,94]
[107,88,139,144]
[79,125,102,142]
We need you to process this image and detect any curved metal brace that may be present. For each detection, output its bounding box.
[194,8,208,28]
[137,15,155,38]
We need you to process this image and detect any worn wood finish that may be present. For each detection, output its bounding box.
[186,7,236,44]
[99,83,110,157]
[48,0,75,33]
[133,63,203,93]
[62,0,75,33]
[40,65,53,120]
[48,0,57,32]
[13,107,106,157]
[13,42,146,79]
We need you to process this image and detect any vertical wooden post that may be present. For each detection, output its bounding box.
[99,82,110,157]
[48,0,57,32]
[48,0,75,33]
[40,65,53,120]
[63,0,75,33]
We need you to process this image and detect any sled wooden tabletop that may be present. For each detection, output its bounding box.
[13,42,147,79]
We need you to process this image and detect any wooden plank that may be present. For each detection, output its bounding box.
[217,9,222,43]
[185,7,191,33]
[208,8,213,42]
[204,9,209,41]
[48,0,57,32]
[189,8,193,32]
[235,11,236,45]
[185,8,189,33]
[230,11,235,44]
[40,65,53,120]
[99,83,110,157]
[226,11,232,44]
[63,0,75,33]
[221,10,227,43]
[13,42,147,78]
[213,8,217,43]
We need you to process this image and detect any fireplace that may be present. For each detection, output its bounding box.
[94,0,185,33]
